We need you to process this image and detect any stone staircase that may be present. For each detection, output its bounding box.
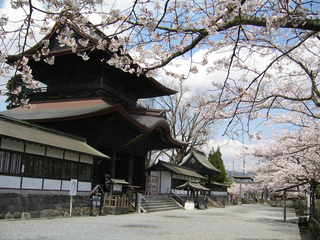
[140,194,182,213]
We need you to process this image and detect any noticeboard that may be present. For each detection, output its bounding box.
[69,179,78,196]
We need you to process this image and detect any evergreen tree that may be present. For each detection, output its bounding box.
[208,147,228,183]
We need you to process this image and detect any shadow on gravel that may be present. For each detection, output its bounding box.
[236,238,282,240]
[245,217,287,224]
[162,215,190,219]
[120,224,158,229]
[300,229,314,240]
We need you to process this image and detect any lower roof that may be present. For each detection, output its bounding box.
[176,181,210,191]
[0,98,112,121]
[0,98,186,150]
[0,115,109,158]
[180,150,221,174]
[148,161,206,180]
[210,181,231,187]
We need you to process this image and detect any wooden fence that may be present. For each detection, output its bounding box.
[104,195,130,208]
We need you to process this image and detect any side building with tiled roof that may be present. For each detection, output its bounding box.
[0,115,108,218]
[146,160,206,194]
[180,150,231,197]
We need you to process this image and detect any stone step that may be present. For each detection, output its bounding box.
[143,196,171,200]
[144,205,180,210]
[142,203,178,209]
[142,202,177,207]
[140,195,182,213]
[145,206,181,213]
[142,199,176,204]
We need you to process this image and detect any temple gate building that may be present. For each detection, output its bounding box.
[2,20,185,190]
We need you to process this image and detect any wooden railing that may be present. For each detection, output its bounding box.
[104,195,130,208]
[170,192,186,207]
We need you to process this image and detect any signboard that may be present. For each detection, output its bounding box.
[113,184,122,192]
[92,196,101,207]
[69,179,78,196]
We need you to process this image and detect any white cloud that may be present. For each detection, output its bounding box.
[201,137,262,172]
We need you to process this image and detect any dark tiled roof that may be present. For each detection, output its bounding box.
[181,150,221,173]
[0,115,109,158]
[1,99,112,121]
[176,181,210,191]
[0,98,186,149]
[149,161,206,180]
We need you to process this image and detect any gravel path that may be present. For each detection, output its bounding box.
[0,204,301,240]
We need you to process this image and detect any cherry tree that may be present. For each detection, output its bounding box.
[1,0,320,109]
[249,115,320,190]
[144,78,214,165]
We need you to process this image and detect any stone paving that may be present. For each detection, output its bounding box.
[0,204,301,240]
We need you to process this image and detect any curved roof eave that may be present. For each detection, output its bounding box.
[0,98,186,148]
[129,113,187,148]
[6,21,177,97]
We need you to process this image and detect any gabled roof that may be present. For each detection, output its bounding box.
[148,161,206,180]
[176,181,210,191]
[180,150,221,173]
[0,115,109,158]
[109,179,130,185]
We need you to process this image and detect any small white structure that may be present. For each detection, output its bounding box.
[184,201,195,210]
[146,161,205,194]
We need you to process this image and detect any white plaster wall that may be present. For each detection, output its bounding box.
[160,171,171,193]
[47,147,64,159]
[1,138,24,152]
[78,181,91,191]
[0,175,21,188]
[22,177,42,189]
[64,151,79,162]
[43,179,61,190]
[80,154,93,164]
[61,180,70,191]
[25,143,45,156]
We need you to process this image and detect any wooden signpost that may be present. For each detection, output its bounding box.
[69,179,77,216]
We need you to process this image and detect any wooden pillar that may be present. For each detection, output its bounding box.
[111,151,116,178]
[128,154,134,184]
[283,190,287,222]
